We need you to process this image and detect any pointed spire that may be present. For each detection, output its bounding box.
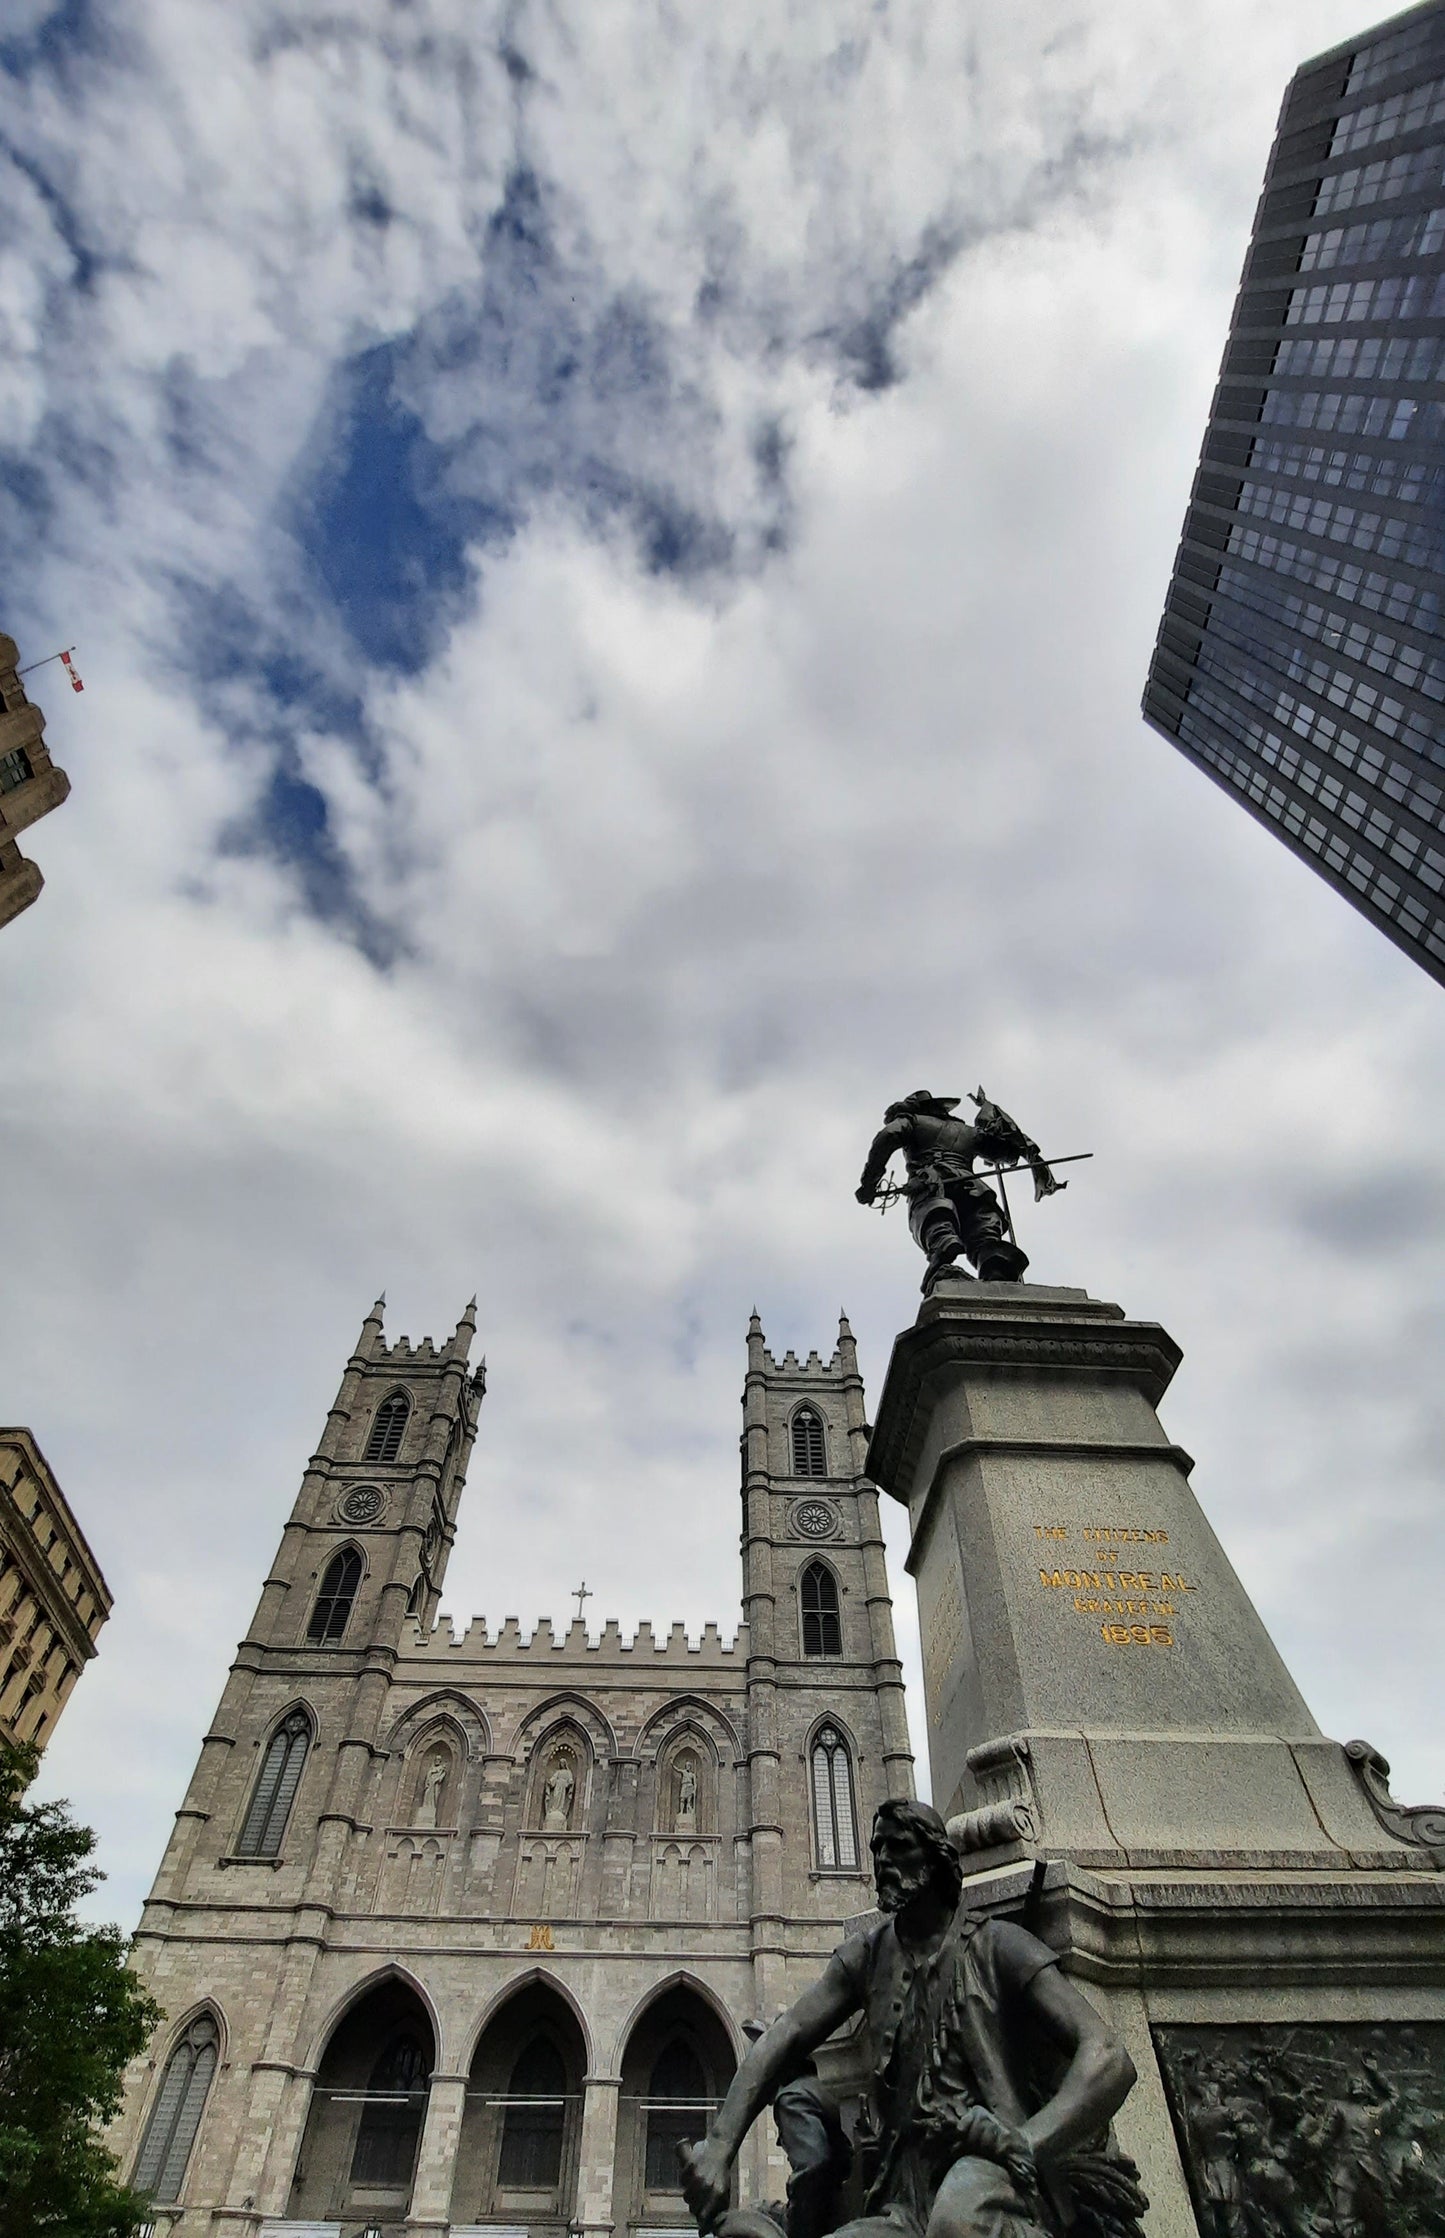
[836,1308,859,1372]
[451,1293,479,1360]
[747,1308,767,1369]
[357,1293,386,1357]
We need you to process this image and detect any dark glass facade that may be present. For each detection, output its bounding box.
[1144,0,1445,985]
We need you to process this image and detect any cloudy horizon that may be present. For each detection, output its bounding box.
[4,0,1443,1931]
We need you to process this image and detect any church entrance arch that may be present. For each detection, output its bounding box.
[451,1976,587,2237]
[287,1975,434,2227]
[615,1983,737,2235]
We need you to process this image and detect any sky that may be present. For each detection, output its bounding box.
[4,0,1443,1931]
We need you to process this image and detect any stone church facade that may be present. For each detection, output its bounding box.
[115,1298,913,2237]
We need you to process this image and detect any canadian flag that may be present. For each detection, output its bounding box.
[59,648,83,693]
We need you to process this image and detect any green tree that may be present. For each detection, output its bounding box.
[0,1737,161,2237]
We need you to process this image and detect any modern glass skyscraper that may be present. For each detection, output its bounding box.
[1144,0,1445,985]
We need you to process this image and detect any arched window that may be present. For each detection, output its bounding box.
[350,2033,431,2188]
[498,2036,569,2189]
[308,1548,363,1643]
[364,1391,410,1464]
[134,2013,219,2202]
[810,1726,859,1870]
[791,1406,827,1477]
[236,1708,310,1857]
[644,2038,710,2191]
[800,1563,841,1658]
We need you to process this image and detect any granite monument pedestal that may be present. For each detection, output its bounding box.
[867,1276,1445,2238]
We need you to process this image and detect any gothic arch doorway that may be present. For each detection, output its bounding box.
[615,1984,736,2234]
[287,1976,435,2226]
[452,1977,586,2236]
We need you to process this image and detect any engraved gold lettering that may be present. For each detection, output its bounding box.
[527,1923,555,1950]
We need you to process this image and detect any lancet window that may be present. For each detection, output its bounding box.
[800,1562,842,1657]
[134,2013,219,2202]
[791,1405,827,1477]
[364,1391,410,1464]
[308,1547,362,1643]
[350,2033,431,2189]
[497,2036,569,2189]
[236,1708,310,1857]
[810,1725,859,1870]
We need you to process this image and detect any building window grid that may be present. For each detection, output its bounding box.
[1178,671,1445,931]
[1330,75,1445,160]
[1221,534,1445,732]
[1275,325,1445,381]
[1193,635,1436,806]
[1257,384,1438,442]
[1314,147,1445,218]
[1176,704,1440,938]
[1233,476,1445,583]
[1209,575,1445,711]
[1298,202,1445,271]
[1346,17,1441,97]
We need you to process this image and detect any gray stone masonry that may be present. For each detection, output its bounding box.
[868,1274,1445,2238]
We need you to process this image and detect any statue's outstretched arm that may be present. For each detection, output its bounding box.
[1017,1965,1135,2171]
[857,1119,909,1204]
[679,1956,860,2230]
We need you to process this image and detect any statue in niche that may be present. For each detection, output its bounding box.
[1157,2020,1445,2238]
[676,1759,699,1829]
[857,1088,1064,1294]
[413,1752,449,1829]
[680,1798,1145,2238]
[542,1757,575,1831]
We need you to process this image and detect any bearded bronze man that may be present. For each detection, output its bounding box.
[680,1801,1145,2238]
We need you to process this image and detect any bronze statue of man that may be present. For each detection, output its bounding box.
[856,1089,1063,1292]
[681,1800,1143,2238]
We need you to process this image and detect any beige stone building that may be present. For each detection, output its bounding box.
[0,634,71,930]
[114,1298,914,2236]
[0,1428,111,1750]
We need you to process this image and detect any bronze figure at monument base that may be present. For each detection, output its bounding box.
[681,1801,1146,2238]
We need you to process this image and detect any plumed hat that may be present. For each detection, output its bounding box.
[884,1088,961,1121]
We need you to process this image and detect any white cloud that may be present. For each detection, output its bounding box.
[6,0,1444,1933]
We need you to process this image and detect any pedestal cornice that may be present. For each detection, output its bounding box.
[866,1283,1183,1501]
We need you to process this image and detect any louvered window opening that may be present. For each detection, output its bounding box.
[791,1407,827,1477]
[349,2035,431,2188]
[135,2015,219,2202]
[365,1392,410,1464]
[308,1548,362,1643]
[497,2038,570,2189]
[643,2040,713,2191]
[236,1709,309,1856]
[811,1727,859,1871]
[800,1563,841,1658]
[0,746,33,794]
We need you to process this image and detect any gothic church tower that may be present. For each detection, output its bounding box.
[114,1301,911,2238]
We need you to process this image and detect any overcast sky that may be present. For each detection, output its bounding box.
[5,0,1443,1930]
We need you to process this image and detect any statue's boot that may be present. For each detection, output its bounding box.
[974,1240,1029,1283]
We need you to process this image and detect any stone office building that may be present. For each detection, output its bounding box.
[114,1299,913,2235]
[0,1427,111,1750]
[0,633,71,930]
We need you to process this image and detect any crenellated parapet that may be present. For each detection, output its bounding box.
[405,1614,747,1664]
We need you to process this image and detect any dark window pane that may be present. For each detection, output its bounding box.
[365,1393,410,1463]
[350,2034,430,2188]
